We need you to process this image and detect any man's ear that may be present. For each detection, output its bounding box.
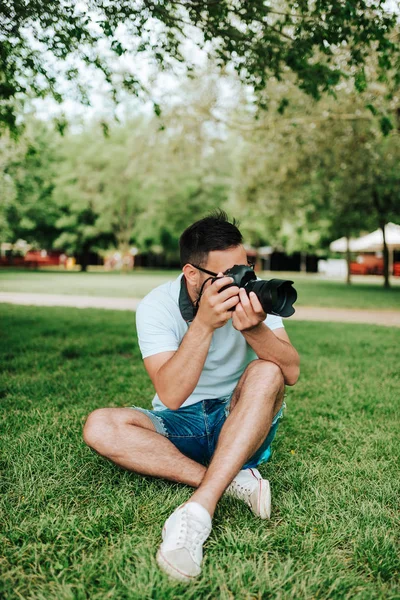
[182,263,199,286]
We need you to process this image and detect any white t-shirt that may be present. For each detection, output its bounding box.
[136,273,284,410]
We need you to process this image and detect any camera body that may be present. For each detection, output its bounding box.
[212,264,297,318]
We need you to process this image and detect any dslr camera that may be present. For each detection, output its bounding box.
[212,264,297,318]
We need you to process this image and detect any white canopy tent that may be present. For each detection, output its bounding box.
[330,223,400,252]
[349,222,400,252]
[330,223,400,274]
[330,237,359,252]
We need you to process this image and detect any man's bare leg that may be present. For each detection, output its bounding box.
[83,407,206,487]
[189,359,285,516]
[83,358,283,497]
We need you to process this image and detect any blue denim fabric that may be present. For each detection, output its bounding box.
[131,396,286,469]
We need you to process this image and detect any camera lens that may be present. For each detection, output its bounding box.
[245,279,297,317]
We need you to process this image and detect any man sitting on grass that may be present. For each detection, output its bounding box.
[83,211,300,582]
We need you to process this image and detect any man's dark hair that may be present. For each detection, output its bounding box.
[179,210,243,267]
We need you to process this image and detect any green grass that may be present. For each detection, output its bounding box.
[1,305,399,599]
[1,268,400,310]
[0,269,178,300]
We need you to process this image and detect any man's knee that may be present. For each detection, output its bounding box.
[244,359,285,391]
[83,407,118,454]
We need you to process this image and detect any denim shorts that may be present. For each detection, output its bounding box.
[130,394,286,470]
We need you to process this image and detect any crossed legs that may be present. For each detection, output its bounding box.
[83,359,285,514]
[190,360,284,515]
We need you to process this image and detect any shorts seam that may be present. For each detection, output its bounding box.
[272,401,286,425]
[130,406,169,437]
[202,399,215,457]
[167,434,208,440]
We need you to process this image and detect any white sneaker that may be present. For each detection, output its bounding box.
[156,501,212,582]
[225,467,271,519]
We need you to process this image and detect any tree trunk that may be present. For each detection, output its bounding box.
[79,246,90,272]
[346,236,352,285]
[381,222,390,289]
[300,252,307,273]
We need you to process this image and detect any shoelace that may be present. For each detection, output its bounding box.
[227,481,256,507]
[177,508,210,553]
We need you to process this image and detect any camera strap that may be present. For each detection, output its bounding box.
[194,276,214,315]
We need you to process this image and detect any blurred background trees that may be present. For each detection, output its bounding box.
[1,1,400,283]
[2,1,399,134]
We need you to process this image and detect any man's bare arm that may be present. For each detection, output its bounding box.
[242,325,300,386]
[144,319,212,410]
[232,287,300,386]
[143,275,240,410]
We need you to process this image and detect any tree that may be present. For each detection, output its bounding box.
[361,134,400,287]
[131,74,234,258]
[0,132,20,242]
[226,71,400,285]
[277,91,400,287]
[292,97,400,287]
[0,121,61,248]
[2,1,399,133]
[53,205,114,271]
[226,79,335,256]
[51,122,154,269]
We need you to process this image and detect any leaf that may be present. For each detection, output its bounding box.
[111,40,125,56]
[100,121,110,138]
[355,69,367,93]
[277,98,289,115]
[55,117,68,137]
[380,116,393,137]
[365,104,377,116]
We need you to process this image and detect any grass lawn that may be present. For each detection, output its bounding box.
[1,268,400,310]
[1,305,399,599]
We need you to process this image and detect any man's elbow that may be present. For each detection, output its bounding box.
[285,367,300,386]
[156,390,184,411]
[284,356,300,386]
[161,398,182,411]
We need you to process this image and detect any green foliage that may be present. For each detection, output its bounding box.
[50,91,232,260]
[227,74,400,266]
[0,75,234,260]
[1,1,400,133]
[1,69,399,275]
[51,121,154,259]
[380,115,394,136]
[0,122,61,247]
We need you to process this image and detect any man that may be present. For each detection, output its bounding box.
[83,211,300,582]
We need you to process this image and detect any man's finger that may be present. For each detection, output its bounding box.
[249,291,265,315]
[238,288,252,317]
[239,288,250,306]
[211,274,235,291]
[221,294,240,310]
[217,285,240,303]
[232,302,245,325]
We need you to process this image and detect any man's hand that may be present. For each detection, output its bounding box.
[232,288,266,332]
[195,274,240,332]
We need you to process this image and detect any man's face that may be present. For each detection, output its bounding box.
[193,245,248,298]
[204,245,248,275]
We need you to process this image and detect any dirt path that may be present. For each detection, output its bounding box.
[1,291,399,328]
[0,292,141,311]
[292,306,400,327]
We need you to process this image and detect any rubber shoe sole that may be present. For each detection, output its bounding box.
[254,478,271,519]
[156,548,198,583]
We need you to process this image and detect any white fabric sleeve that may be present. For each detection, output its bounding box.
[264,313,285,331]
[136,300,180,359]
